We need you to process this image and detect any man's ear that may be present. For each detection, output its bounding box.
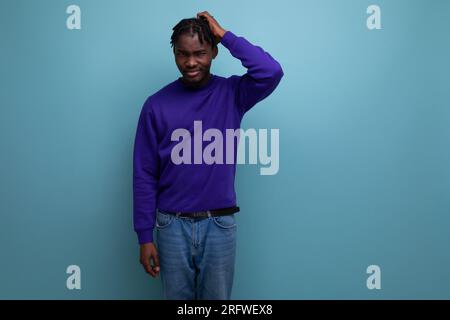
[212,46,218,59]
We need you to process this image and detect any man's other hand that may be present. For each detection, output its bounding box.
[140,242,160,278]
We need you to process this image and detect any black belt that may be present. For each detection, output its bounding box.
[160,206,240,218]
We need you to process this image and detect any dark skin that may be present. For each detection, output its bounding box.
[174,11,227,89]
[139,11,227,278]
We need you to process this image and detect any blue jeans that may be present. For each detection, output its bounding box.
[155,209,237,300]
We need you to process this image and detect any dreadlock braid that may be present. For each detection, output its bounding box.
[170,18,216,49]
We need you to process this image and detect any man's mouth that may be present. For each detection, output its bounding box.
[185,70,201,78]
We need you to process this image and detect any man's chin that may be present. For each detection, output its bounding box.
[182,74,205,87]
[183,77,200,83]
[183,72,201,80]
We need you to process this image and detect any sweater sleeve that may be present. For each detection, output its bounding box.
[133,98,160,244]
[220,30,284,115]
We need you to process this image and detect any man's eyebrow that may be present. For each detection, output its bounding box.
[175,49,207,53]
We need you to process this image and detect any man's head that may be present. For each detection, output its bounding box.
[170,18,218,88]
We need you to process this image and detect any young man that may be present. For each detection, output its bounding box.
[133,11,283,300]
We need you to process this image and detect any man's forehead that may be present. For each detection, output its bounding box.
[175,33,209,51]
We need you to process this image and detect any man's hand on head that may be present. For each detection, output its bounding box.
[140,242,160,278]
[197,11,227,45]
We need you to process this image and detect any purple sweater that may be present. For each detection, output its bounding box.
[133,31,284,244]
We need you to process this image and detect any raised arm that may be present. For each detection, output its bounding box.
[197,11,284,115]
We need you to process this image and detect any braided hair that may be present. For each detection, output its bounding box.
[170,18,216,50]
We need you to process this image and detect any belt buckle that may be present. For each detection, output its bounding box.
[190,211,209,218]
[193,211,204,218]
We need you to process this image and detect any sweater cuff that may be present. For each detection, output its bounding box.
[137,229,153,244]
[220,30,238,48]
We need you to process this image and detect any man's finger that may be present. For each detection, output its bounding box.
[197,12,210,20]
[142,259,156,277]
[152,253,160,273]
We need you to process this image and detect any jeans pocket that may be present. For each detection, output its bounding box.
[156,211,174,229]
[212,214,236,229]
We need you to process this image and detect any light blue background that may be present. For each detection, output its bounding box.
[1,0,449,299]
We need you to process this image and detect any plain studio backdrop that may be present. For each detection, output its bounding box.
[0,0,449,299]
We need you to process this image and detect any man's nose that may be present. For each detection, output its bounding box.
[186,57,197,68]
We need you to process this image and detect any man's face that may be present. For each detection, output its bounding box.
[174,33,218,88]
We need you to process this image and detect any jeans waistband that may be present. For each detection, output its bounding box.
[159,206,240,218]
